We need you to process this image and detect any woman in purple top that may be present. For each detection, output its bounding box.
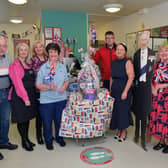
[31,41,47,144]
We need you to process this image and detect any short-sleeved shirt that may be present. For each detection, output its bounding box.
[36,61,68,104]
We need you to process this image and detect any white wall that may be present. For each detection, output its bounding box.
[0,24,37,60]
[111,1,168,42]
[95,1,168,42]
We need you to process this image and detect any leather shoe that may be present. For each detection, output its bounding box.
[114,135,119,140]
[28,140,36,147]
[0,142,18,150]
[153,143,165,150]
[46,142,54,150]
[0,153,4,160]
[118,132,127,142]
[57,140,66,147]
[37,136,44,145]
[134,136,139,143]
[141,143,148,152]
[22,140,33,151]
[162,145,168,154]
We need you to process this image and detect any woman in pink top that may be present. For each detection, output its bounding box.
[9,43,36,151]
[31,41,47,145]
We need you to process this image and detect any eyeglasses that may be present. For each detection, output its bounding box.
[105,37,115,40]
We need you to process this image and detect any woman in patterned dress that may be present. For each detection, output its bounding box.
[31,41,47,144]
[149,44,168,154]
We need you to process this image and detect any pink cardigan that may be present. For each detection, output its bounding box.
[9,59,31,102]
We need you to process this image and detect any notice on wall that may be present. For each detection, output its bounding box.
[44,27,62,46]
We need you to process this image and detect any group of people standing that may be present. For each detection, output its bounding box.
[92,31,168,153]
[0,28,168,160]
[0,35,68,160]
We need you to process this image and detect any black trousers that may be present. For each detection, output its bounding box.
[36,112,43,138]
[135,116,147,145]
[35,94,43,139]
[17,121,30,142]
[103,80,110,91]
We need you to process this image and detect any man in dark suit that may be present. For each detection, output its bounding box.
[133,31,155,151]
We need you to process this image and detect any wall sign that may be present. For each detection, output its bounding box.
[44,27,62,46]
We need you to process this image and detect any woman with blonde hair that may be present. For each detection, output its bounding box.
[31,41,47,144]
[9,43,36,151]
[149,43,168,154]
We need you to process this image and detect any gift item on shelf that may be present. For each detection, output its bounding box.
[68,92,83,103]
[68,82,79,92]
[78,52,101,101]
[97,88,111,100]
[68,57,81,77]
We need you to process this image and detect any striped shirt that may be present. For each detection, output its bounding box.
[0,54,10,89]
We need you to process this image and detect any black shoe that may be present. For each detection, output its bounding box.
[118,137,126,142]
[118,132,127,142]
[37,136,44,145]
[141,143,148,152]
[134,136,139,143]
[46,142,54,150]
[0,142,18,150]
[153,143,165,151]
[0,153,4,160]
[57,140,66,147]
[28,139,36,147]
[162,145,168,154]
[22,140,33,151]
[114,135,119,140]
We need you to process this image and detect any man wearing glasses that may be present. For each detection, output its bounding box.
[0,35,18,160]
[91,31,117,90]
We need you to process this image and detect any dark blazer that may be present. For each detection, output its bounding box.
[133,48,155,120]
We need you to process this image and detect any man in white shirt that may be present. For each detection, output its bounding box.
[133,31,155,151]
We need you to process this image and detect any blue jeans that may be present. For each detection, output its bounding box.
[0,89,10,145]
[40,100,67,144]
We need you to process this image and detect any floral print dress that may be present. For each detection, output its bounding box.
[149,61,168,140]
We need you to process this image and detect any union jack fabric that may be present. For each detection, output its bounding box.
[153,61,168,86]
[149,61,168,140]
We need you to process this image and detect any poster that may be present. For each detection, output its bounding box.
[160,26,168,37]
[152,27,160,37]
[44,27,52,38]
[44,27,62,46]
[126,32,137,58]
[13,39,30,58]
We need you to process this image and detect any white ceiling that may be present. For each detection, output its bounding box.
[0,0,167,24]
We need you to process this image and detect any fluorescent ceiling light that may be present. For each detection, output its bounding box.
[104,3,123,13]
[10,17,23,24]
[8,0,27,5]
